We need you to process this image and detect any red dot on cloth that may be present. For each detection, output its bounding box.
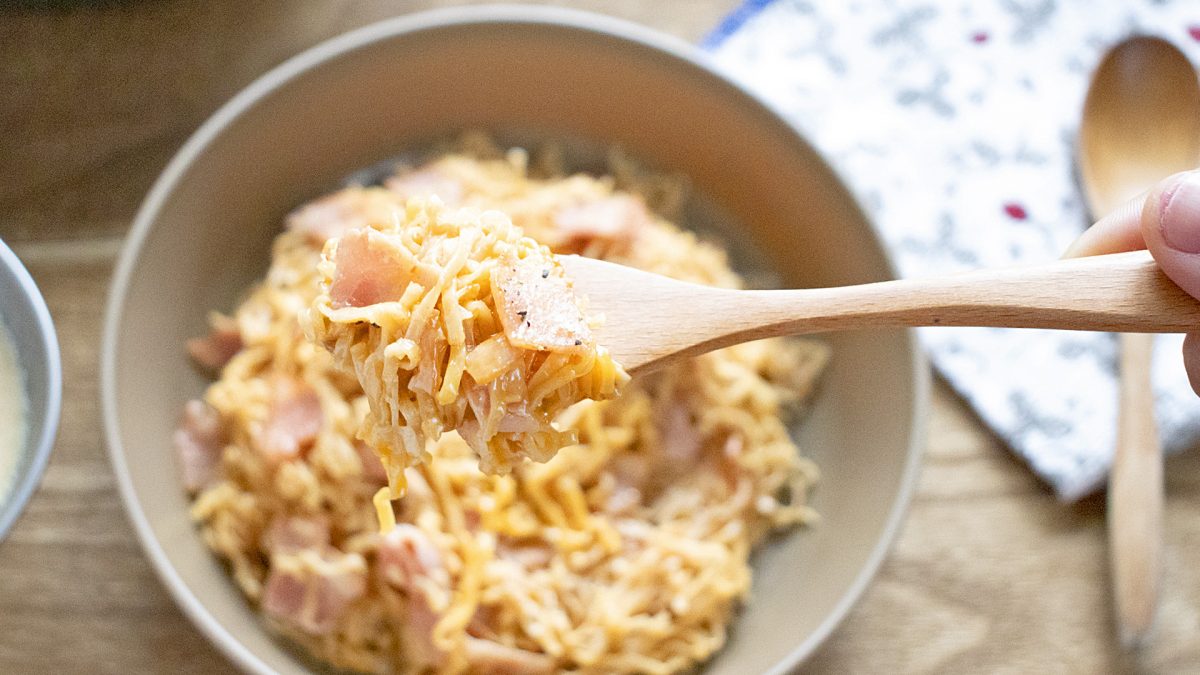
[1003,202,1028,220]
[1188,25,1200,42]
[971,31,989,44]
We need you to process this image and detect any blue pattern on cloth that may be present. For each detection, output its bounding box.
[706,0,1200,500]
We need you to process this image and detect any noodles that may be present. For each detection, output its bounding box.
[307,202,628,492]
[176,139,830,674]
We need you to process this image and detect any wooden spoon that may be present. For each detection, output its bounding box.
[1078,35,1200,648]
[563,248,1200,375]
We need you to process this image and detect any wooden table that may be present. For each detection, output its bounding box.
[3,1,1199,672]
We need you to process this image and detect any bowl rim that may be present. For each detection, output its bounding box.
[101,5,929,674]
[0,238,63,542]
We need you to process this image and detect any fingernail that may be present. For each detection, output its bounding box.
[1159,171,1200,254]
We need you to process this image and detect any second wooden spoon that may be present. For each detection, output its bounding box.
[1078,35,1200,648]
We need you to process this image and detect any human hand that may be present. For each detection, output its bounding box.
[1066,170,1200,394]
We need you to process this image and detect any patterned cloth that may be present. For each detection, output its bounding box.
[706,0,1200,500]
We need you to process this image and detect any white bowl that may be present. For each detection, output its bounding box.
[102,6,928,674]
[0,239,62,542]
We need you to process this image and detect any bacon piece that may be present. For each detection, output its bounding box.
[464,637,554,675]
[285,187,402,246]
[402,590,445,669]
[464,382,492,429]
[327,228,415,309]
[378,520,554,671]
[261,567,306,625]
[490,253,592,352]
[378,524,447,591]
[378,524,451,668]
[496,409,540,433]
[644,402,703,496]
[261,550,367,635]
[385,167,465,206]
[174,399,224,493]
[660,402,702,466]
[409,329,444,395]
[553,194,647,251]
[255,378,323,461]
[604,402,702,503]
[186,313,242,372]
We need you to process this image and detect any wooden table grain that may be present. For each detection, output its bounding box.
[3,1,1199,673]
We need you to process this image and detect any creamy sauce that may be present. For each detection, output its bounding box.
[0,321,27,502]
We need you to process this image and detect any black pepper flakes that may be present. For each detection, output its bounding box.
[517,310,528,318]
[574,339,582,346]
[542,269,550,279]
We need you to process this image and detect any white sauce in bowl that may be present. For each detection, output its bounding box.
[0,321,27,501]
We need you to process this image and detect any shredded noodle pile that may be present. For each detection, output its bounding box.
[178,139,830,675]
[307,202,627,495]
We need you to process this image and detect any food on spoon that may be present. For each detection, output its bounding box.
[307,201,629,507]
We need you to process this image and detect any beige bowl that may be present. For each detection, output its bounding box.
[102,6,927,674]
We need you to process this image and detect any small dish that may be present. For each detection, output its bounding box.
[0,239,62,542]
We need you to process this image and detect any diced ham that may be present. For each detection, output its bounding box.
[491,253,592,352]
[377,526,554,670]
[643,402,703,497]
[456,419,486,458]
[378,524,450,668]
[312,561,367,629]
[401,585,445,669]
[409,329,444,395]
[553,195,647,251]
[604,402,701,503]
[496,409,540,433]
[265,516,330,555]
[261,566,306,624]
[464,383,491,428]
[353,441,389,487]
[262,550,367,635]
[378,524,447,590]
[285,187,402,246]
[174,399,224,493]
[328,228,415,309]
[186,313,242,372]
[385,167,465,206]
[660,402,702,466]
[464,637,554,675]
[255,377,323,461]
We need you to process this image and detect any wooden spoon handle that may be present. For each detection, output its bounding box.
[1109,332,1163,647]
[743,249,1200,336]
[572,249,1200,374]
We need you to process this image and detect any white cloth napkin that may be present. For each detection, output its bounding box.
[706,0,1200,500]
